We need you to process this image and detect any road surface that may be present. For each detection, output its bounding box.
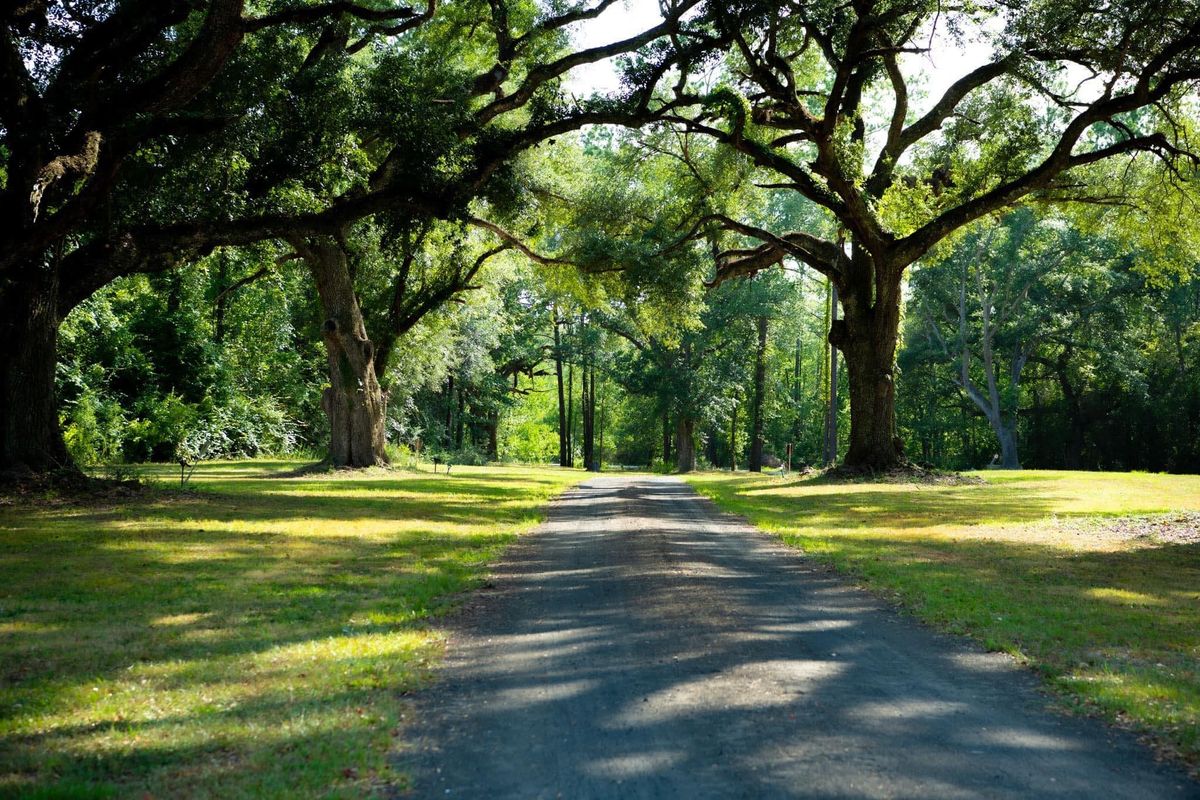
[401,476,1196,798]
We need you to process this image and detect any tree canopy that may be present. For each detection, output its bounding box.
[3,0,1199,477]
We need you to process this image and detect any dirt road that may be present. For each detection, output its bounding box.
[402,476,1196,798]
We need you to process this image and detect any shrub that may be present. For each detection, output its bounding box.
[61,389,128,466]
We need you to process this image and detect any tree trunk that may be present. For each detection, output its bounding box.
[580,364,591,469]
[554,312,567,467]
[597,384,605,471]
[833,260,904,470]
[484,412,499,461]
[454,387,465,449]
[582,363,598,472]
[1057,363,1086,469]
[792,335,803,445]
[661,411,671,467]
[443,375,454,449]
[675,415,696,473]
[996,422,1020,469]
[298,238,388,468]
[729,402,738,471]
[0,274,72,474]
[824,283,840,467]
[214,251,229,345]
[565,364,574,467]
[749,315,768,472]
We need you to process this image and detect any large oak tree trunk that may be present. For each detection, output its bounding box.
[749,315,768,472]
[675,415,696,473]
[833,257,905,471]
[823,283,840,466]
[299,238,388,468]
[996,423,1020,469]
[0,274,72,474]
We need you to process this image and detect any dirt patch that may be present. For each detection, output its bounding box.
[816,463,985,486]
[0,469,153,508]
[1053,513,1200,547]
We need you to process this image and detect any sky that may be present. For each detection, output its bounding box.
[562,1,1000,118]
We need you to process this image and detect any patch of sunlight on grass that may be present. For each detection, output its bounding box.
[0,461,584,799]
[686,469,1200,771]
[1086,588,1166,607]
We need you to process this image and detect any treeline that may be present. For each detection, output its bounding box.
[5,1,1200,478]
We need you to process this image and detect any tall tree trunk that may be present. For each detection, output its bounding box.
[661,410,671,468]
[589,364,598,472]
[597,383,605,471]
[996,423,1020,469]
[214,250,229,345]
[792,335,803,444]
[749,315,769,472]
[297,237,388,468]
[580,363,589,469]
[823,283,840,467]
[729,402,738,471]
[553,312,567,467]
[675,415,696,473]
[582,362,597,471]
[566,364,574,467]
[454,387,465,449]
[444,375,454,449]
[832,258,904,470]
[1057,362,1086,469]
[0,273,72,474]
[484,411,499,461]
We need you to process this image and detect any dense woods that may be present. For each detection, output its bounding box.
[4,0,1199,477]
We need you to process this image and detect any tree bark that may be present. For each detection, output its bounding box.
[996,424,1020,470]
[597,383,605,471]
[661,410,671,468]
[0,273,72,474]
[484,411,499,461]
[675,415,696,473]
[454,387,465,449]
[730,402,738,471]
[833,260,904,470]
[749,315,769,472]
[1056,360,1086,469]
[444,375,454,449]
[214,251,229,345]
[297,237,388,468]
[565,364,574,467]
[792,335,803,445]
[554,311,568,467]
[582,362,598,471]
[589,364,599,471]
[824,282,840,467]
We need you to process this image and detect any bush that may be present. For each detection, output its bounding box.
[61,389,128,466]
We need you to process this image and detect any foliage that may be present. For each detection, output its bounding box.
[899,203,1200,472]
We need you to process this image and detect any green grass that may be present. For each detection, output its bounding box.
[686,469,1200,769]
[0,461,584,799]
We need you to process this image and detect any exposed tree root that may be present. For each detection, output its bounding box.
[818,461,985,485]
[0,466,148,507]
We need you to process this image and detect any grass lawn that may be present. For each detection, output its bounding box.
[0,461,583,799]
[686,469,1200,770]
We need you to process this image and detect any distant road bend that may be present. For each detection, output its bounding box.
[403,476,1198,799]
